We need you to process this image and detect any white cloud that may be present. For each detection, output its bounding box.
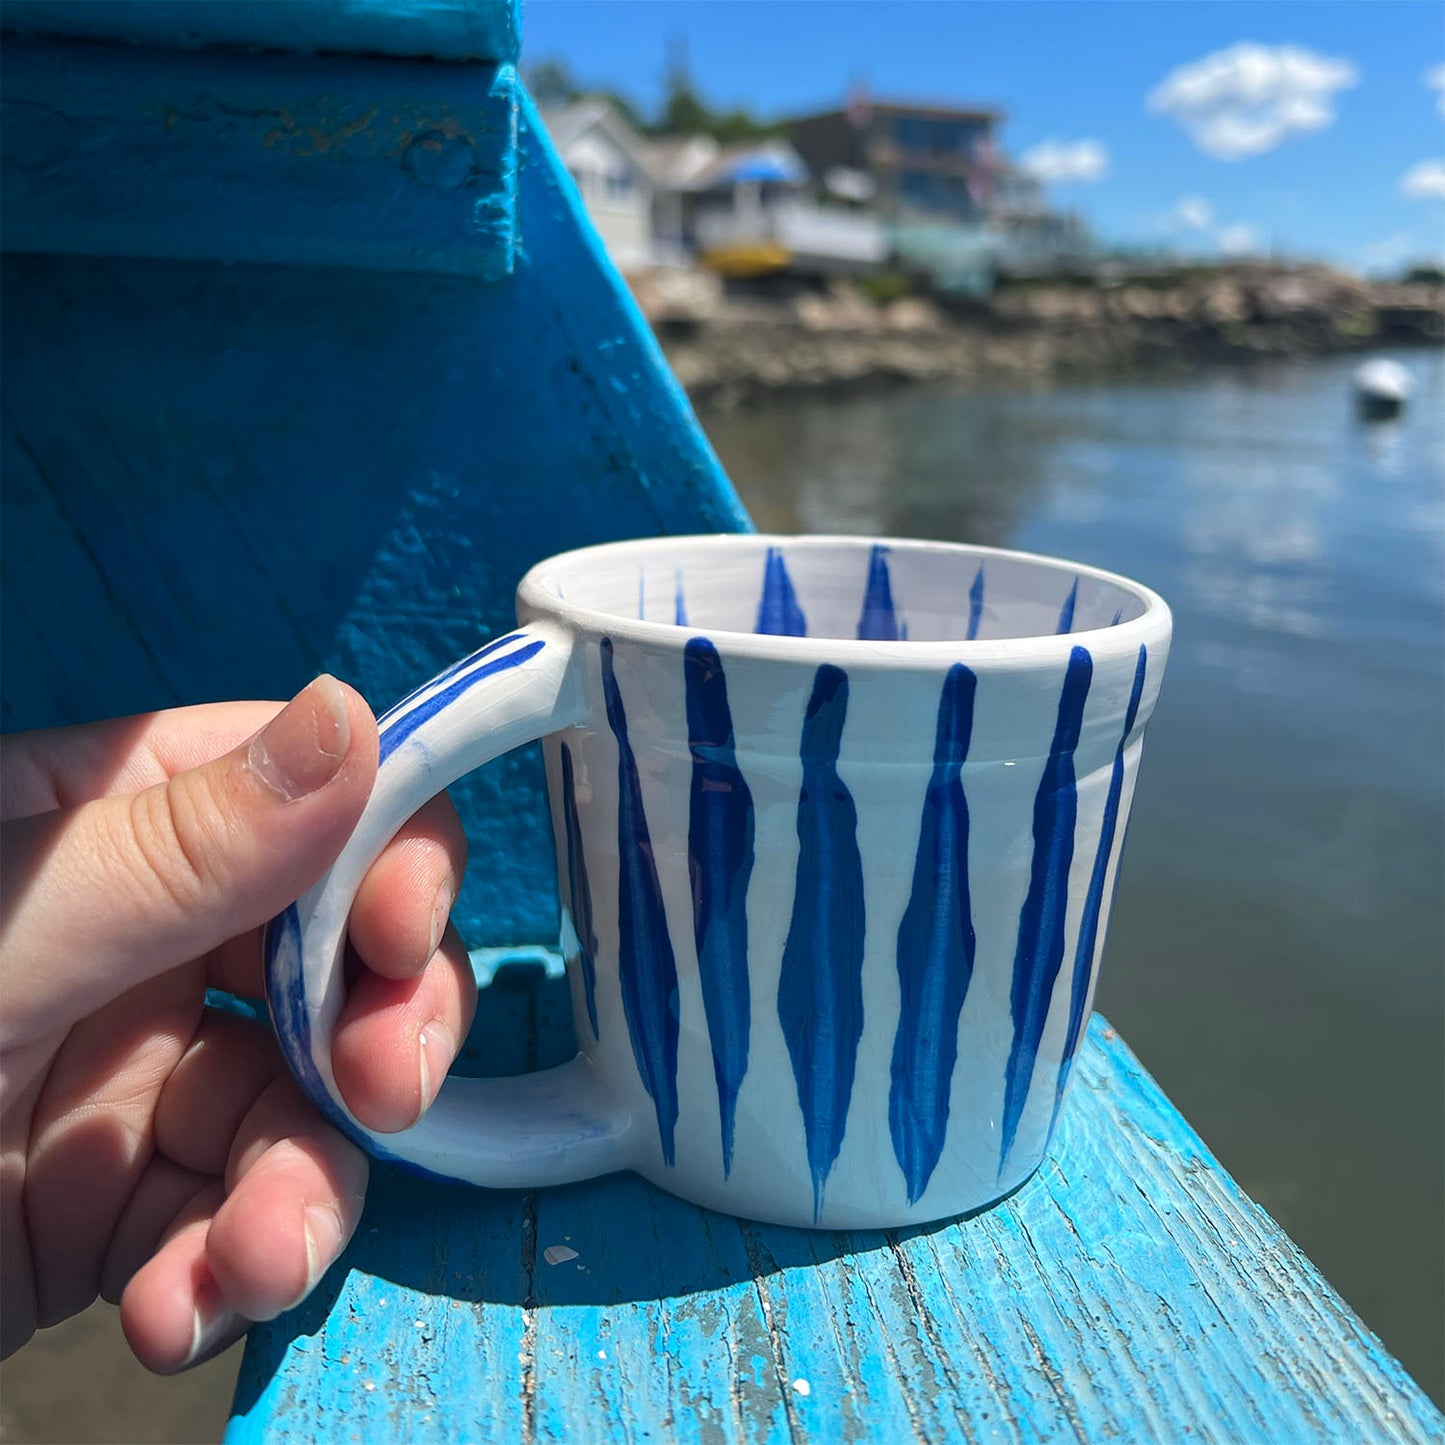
[1166,195,1214,230]
[1217,224,1260,256]
[1357,232,1420,275]
[1427,63,1445,116]
[1401,159,1445,199]
[1019,138,1110,184]
[1147,43,1358,160]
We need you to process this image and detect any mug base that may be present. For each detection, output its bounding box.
[631,1158,1046,1233]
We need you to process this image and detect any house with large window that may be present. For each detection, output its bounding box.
[788,96,1002,223]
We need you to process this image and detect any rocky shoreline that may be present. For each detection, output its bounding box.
[632,265,1445,409]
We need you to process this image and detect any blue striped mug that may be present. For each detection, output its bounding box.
[266,535,1171,1228]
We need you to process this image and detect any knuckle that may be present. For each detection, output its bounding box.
[122,775,232,918]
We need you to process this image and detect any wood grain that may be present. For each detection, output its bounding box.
[1,0,520,64]
[1,43,518,279]
[230,1010,1443,1444]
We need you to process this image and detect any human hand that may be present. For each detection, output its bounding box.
[0,677,475,1372]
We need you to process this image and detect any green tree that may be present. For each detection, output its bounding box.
[527,57,578,107]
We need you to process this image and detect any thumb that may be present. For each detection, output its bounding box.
[1,677,379,1046]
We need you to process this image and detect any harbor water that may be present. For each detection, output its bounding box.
[705,349,1445,1405]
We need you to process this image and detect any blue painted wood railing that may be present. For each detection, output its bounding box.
[3,4,1441,1441]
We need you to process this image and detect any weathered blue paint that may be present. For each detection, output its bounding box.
[778,665,866,1219]
[0,81,750,946]
[857,543,903,640]
[0,43,518,279]
[683,637,755,1176]
[1000,645,1092,1175]
[378,636,544,763]
[756,544,808,636]
[1056,577,1079,635]
[890,662,977,1204]
[600,638,680,1166]
[558,742,599,1039]
[1,0,521,61]
[1049,645,1147,1136]
[227,1009,1445,1445]
[967,565,984,640]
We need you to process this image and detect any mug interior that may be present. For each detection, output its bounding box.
[528,536,1150,644]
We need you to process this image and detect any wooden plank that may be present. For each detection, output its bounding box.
[0,91,747,944]
[230,1013,1444,1444]
[1,41,517,279]
[0,0,520,64]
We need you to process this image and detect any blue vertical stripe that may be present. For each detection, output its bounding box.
[1056,579,1079,635]
[999,645,1093,1175]
[756,546,808,636]
[967,567,984,641]
[684,638,755,1176]
[1048,645,1147,1137]
[889,663,978,1203]
[559,741,600,1039]
[777,664,865,1219]
[857,543,903,640]
[600,638,680,1166]
[674,569,688,627]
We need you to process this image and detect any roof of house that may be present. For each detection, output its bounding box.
[788,98,1004,126]
[538,98,656,174]
[688,139,809,190]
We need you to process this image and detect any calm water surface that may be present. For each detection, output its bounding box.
[705,350,1445,1404]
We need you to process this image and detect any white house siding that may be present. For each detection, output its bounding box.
[557,126,656,273]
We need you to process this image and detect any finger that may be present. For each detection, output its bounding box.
[120,1182,248,1375]
[100,1154,213,1306]
[349,790,467,981]
[1,701,285,819]
[331,923,476,1133]
[24,966,201,1329]
[153,1010,280,1177]
[0,1065,47,1360]
[201,930,266,1001]
[202,790,468,1001]
[210,1078,367,1321]
[1,677,378,1047]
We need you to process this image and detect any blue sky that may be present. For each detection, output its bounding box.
[524,1,1445,272]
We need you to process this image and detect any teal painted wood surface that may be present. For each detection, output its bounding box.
[0,77,748,946]
[1,42,518,279]
[229,1008,1442,1444]
[1,0,520,62]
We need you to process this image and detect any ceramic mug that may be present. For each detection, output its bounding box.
[265,535,1171,1228]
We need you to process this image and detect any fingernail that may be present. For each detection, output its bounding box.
[185,1282,242,1369]
[415,1019,456,1123]
[248,676,351,802]
[428,885,453,957]
[298,1203,345,1305]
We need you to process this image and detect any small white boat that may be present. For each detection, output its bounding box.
[1354,359,1414,420]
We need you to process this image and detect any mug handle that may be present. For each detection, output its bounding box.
[263,624,638,1188]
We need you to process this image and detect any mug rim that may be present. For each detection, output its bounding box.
[517,533,1171,665]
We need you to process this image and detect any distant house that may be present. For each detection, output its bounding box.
[788,97,1003,223]
[684,139,886,279]
[540,99,658,272]
[648,133,721,260]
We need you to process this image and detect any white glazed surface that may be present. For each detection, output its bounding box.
[265,535,1171,1228]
